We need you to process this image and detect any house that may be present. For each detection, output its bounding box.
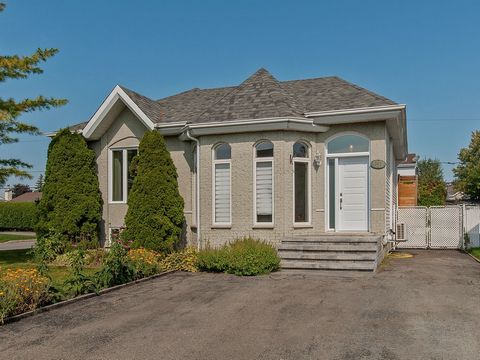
[3,188,13,201]
[70,68,408,271]
[397,153,418,206]
[446,182,467,204]
[9,192,42,203]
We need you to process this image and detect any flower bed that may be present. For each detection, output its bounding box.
[0,268,50,322]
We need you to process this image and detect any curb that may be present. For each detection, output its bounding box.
[3,270,177,325]
[464,250,480,264]
[1,239,36,245]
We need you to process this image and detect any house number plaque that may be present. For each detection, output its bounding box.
[370,159,386,169]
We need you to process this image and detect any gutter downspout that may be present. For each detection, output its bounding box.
[184,129,201,250]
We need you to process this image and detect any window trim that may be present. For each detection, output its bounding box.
[212,143,232,227]
[253,141,274,228]
[292,141,312,227]
[108,147,138,204]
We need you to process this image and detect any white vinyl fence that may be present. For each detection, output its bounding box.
[465,205,480,248]
[397,205,480,249]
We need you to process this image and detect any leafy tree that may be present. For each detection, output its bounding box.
[417,158,447,206]
[34,174,45,192]
[122,130,185,253]
[12,183,31,198]
[453,130,480,201]
[0,3,67,186]
[36,129,102,248]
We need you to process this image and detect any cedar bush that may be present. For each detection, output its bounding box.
[0,202,37,230]
[36,129,102,247]
[121,130,185,253]
[197,237,280,276]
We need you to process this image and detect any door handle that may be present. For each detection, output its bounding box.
[340,197,343,210]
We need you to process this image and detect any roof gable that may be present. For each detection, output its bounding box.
[81,85,156,140]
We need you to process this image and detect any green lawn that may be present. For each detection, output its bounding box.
[0,249,98,288]
[0,233,36,243]
[469,248,480,260]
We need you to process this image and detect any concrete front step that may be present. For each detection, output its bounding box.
[282,235,382,243]
[278,250,376,261]
[278,242,379,252]
[281,259,375,271]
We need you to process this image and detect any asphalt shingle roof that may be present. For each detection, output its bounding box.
[71,68,397,131]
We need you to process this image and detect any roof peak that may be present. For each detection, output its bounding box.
[194,67,305,122]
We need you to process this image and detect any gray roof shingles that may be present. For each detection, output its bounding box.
[71,68,397,131]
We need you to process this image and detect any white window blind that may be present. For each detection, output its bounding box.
[256,161,273,217]
[214,163,231,223]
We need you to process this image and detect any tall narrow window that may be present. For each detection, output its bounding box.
[110,148,138,203]
[126,149,137,196]
[213,143,231,225]
[254,141,274,224]
[293,142,310,224]
[328,158,336,229]
[112,150,124,202]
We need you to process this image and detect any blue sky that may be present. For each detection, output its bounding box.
[2,0,480,187]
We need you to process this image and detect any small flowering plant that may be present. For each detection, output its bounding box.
[127,248,161,279]
[0,268,50,323]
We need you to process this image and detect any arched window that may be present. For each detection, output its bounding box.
[212,143,231,225]
[255,141,274,158]
[254,141,274,224]
[214,143,231,160]
[327,134,369,154]
[293,141,310,224]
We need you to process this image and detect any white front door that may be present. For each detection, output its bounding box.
[338,156,369,231]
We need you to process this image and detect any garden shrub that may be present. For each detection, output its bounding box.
[159,247,198,272]
[0,268,50,323]
[62,250,97,297]
[198,237,280,276]
[36,128,103,247]
[121,130,185,253]
[0,202,37,230]
[50,249,105,268]
[94,241,135,289]
[127,248,161,279]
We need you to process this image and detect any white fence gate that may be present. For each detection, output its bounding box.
[465,205,480,248]
[397,206,465,249]
[397,207,428,249]
[429,206,463,249]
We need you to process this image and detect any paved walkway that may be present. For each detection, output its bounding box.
[0,232,36,251]
[1,250,480,359]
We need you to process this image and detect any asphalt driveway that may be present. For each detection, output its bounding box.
[1,250,480,360]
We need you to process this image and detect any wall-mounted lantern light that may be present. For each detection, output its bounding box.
[314,151,322,167]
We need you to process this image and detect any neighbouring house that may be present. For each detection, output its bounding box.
[397,153,418,206]
[67,68,408,271]
[3,188,13,201]
[9,192,42,203]
[446,182,467,204]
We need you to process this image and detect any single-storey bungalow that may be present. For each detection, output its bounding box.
[70,68,408,271]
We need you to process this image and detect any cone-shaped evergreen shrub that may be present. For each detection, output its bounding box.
[121,130,185,253]
[36,129,102,247]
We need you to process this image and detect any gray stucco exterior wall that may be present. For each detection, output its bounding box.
[90,108,389,248]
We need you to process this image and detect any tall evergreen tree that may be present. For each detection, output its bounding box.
[122,130,185,253]
[34,174,45,192]
[0,3,67,186]
[417,158,447,206]
[36,129,102,246]
[453,130,480,201]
